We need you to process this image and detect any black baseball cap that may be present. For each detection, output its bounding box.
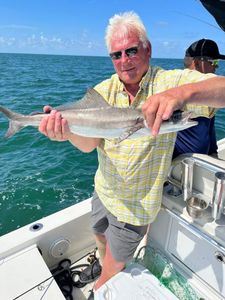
[185,39,225,60]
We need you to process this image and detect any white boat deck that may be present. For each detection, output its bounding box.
[0,245,65,300]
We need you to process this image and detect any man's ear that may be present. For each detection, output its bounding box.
[194,59,201,69]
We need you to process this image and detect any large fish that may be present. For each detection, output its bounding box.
[0,88,197,142]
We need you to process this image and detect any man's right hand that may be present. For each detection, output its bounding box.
[142,87,185,136]
[39,108,72,141]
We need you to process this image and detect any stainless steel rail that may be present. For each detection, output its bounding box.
[212,172,225,220]
[167,156,225,221]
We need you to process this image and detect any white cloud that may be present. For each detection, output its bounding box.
[0,30,105,55]
[0,36,16,46]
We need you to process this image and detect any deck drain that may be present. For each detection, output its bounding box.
[29,223,43,232]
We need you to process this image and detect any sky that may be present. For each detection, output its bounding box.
[0,0,224,59]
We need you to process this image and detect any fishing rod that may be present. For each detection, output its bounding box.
[173,10,223,32]
[173,0,225,33]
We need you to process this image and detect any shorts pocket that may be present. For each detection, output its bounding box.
[121,223,147,241]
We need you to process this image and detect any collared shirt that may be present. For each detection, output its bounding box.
[94,66,216,226]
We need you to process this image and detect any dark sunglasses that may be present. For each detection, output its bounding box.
[109,46,139,60]
[200,57,219,68]
[206,59,219,68]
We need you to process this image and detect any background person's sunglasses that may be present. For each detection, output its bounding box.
[110,46,139,60]
[200,57,219,68]
[206,59,219,67]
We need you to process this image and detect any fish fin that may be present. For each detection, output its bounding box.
[54,88,110,111]
[83,89,110,108]
[5,120,25,138]
[116,123,144,143]
[0,105,27,138]
[29,111,46,116]
[183,111,193,120]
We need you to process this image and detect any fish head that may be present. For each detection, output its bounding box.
[157,110,198,135]
[168,110,193,124]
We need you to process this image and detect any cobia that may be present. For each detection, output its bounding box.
[0,88,197,142]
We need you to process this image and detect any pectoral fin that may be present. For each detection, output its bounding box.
[116,123,144,143]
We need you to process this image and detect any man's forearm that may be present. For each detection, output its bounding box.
[68,133,101,153]
[182,76,225,108]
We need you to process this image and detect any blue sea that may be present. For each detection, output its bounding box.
[0,53,225,237]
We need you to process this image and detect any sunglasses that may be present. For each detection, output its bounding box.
[109,46,139,60]
[207,59,219,68]
[200,58,219,68]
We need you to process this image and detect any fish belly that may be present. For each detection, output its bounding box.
[69,125,150,139]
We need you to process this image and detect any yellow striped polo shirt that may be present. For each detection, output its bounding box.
[94,66,216,226]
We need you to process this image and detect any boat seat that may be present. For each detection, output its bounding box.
[0,245,65,300]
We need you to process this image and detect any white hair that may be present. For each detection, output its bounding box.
[105,11,149,52]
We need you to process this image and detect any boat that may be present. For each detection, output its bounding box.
[1,3,225,297]
[1,137,225,300]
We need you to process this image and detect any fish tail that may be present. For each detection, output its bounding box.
[6,120,25,138]
[0,105,26,138]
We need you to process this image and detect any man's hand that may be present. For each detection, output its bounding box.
[39,107,71,141]
[142,89,185,136]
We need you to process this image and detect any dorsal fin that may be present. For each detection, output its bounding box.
[54,88,110,111]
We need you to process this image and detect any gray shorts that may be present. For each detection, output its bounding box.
[91,192,148,263]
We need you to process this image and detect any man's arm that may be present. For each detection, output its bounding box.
[38,109,101,153]
[142,76,225,136]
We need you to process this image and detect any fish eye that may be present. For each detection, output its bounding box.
[169,110,182,123]
[136,116,144,123]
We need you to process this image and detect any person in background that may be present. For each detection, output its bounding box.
[173,39,225,159]
[38,12,225,300]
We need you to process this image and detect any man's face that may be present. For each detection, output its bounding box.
[109,35,151,85]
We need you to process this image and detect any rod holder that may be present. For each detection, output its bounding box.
[212,172,225,221]
[182,158,194,201]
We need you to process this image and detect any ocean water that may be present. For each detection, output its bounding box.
[0,53,225,236]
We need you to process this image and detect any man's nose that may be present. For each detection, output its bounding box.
[120,51,130,62]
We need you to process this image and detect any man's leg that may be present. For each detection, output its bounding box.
[90,193,148,291]
[95,234,106,265]
[94,233,125,289]
[94,242,125,290]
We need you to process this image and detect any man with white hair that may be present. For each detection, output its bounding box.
[39,12,225,299]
